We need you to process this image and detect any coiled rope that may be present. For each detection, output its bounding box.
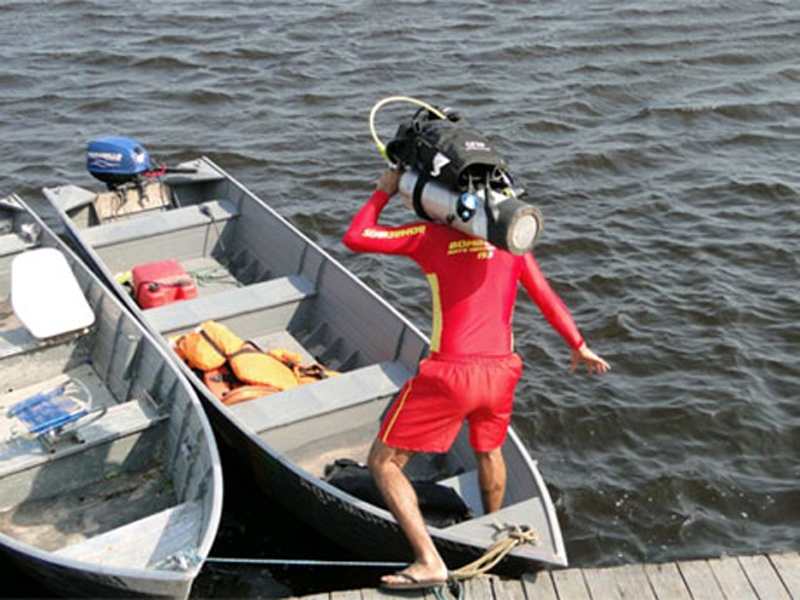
[448,522,540,581]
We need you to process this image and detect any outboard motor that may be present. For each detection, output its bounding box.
[375,98,543,255]
[86,137,151,190]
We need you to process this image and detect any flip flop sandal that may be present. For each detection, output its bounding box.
[380,571,448,590]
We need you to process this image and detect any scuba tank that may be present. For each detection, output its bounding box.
[370,96,543,255]
[397,170,542,256]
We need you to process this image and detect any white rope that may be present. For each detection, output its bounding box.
[449,523,540,581]
[206,557,408,569]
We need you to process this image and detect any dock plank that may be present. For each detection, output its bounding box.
[552,568,591,600]
[288,551,800,600]
[707,556,757,600]
[613,564,657,599]
[491,576,527,600]
[359,590,389,600]
[738,554,791,600]
[463,576,494,599]
[677,560,724,600]
[329,591,361,600]
[521,572,559,600]
[770,552,800,598]
[644,562,691,600]
[583,566,623,599]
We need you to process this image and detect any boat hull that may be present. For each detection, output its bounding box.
[1,541,190,599]
[196,384,558,573]
[0,195,223,599]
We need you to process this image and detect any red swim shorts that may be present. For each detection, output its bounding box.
[378,353,523,453]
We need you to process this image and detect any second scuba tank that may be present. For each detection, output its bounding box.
[398,170,542,255]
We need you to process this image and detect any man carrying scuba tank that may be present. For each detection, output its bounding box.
[343,167,610,589]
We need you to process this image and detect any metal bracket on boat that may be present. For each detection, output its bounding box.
[139,389,165,414]
[39,406,108,453]
[20,222,41,244]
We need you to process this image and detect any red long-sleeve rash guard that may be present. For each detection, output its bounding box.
[343,190,584,357]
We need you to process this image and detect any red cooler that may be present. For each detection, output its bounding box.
[132,259,198,309]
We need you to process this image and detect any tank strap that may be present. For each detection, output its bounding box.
[483,172,498,228]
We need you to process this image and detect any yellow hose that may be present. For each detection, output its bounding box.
[369,96,448,162]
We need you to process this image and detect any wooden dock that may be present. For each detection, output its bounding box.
[285,551,800,599]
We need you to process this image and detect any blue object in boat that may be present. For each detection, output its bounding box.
[8,385,88,435]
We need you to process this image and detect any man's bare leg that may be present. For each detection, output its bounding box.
[476,448,506,513]
[368,438,448,585]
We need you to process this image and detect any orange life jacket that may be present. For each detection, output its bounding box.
[174,321,338,404]
[203,366,279,406]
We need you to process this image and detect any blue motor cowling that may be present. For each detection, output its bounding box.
[86,137,150,189]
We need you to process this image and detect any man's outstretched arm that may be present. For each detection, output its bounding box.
[519,252,610,374]
[571,343,610,375]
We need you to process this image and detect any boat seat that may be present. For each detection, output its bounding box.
[147,274,316,335]
[55,500,202,570]
[11,248,95,340]
[78,200,239,250]
[0,398,166,480]
[0,250,90,362]
[229,361,412,434]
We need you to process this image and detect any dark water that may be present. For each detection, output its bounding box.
[2,0,800,597]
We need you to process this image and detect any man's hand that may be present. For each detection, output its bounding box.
[376,167,402,197]
[571,343,610,375]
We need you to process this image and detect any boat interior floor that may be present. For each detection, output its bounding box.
[292,426,376,479]
[0,297,85,361]
[0,465,176,552]
[0,297,21,332]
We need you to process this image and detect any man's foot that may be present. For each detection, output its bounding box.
[380,565,449,590]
